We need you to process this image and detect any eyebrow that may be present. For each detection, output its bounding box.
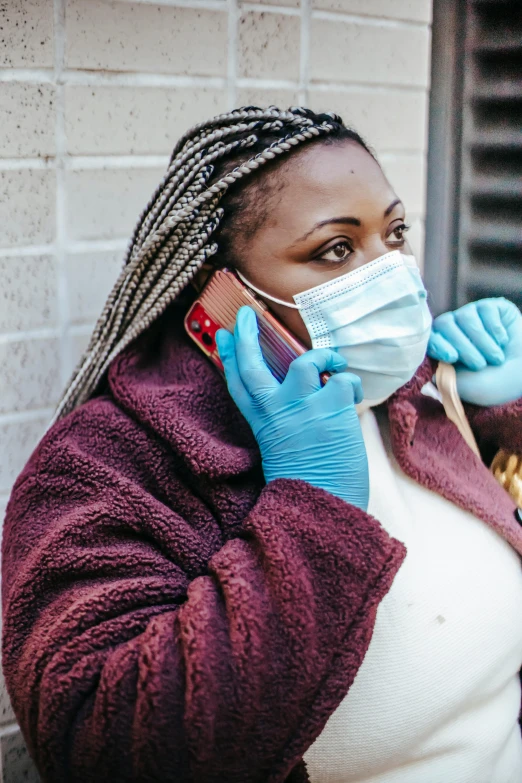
[293,198,403,245]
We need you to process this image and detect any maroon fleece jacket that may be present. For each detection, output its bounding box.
[2,300,521,783]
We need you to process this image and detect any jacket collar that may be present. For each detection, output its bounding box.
[108,303,260,481]
[387,356,522,556]
[108,304,522,555]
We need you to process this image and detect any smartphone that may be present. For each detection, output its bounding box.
[184,267,329,384]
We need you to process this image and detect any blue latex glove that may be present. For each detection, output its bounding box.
[215,306,369,511]
[427,297,522,406]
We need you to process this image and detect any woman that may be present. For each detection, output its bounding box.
[2,107,522,783]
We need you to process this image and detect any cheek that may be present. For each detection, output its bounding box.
[267,302,312,348]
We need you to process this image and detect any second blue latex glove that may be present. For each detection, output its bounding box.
[215,306,369,511]
[428,297,522,406]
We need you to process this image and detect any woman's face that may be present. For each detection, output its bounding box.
[234,140,411,348]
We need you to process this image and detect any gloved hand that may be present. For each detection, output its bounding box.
[215,306,369,510]
[427,297,522,406]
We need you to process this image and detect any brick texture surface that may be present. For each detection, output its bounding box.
[0,667,15,730]
[64,86,228,155]
[238,11,301,80]
[0,0,432,778]
[380,152,427,215]
[0,416,50,496]
[0,256,58,333]
[65,0,227,76]
[1,84,55,158]
[0,338,61,415]
[65,167,165,241]
[0,731,40,783]
[236,87,301,112]
[0,1,54,68]
[66,251,123,325]
[308,89,428,154]
[310,18,430,87]
[0,171,55,247]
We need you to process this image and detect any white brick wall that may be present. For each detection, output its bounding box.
[0,0,432,777]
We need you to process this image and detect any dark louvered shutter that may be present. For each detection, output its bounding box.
[424,0,522,314]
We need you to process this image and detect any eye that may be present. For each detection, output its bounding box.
[387,223,410,246]
[315,240,353,264]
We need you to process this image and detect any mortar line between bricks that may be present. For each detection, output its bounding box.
[64,155,169,170]
[299,0,310,105]
[69,323,98,336]
[0,69,54,83]
[0,70,227,88]
[0,409,54,428]
[0,723,20,739]
[117,0,227,8]
[0,147,427,179]
[61,72,228,88]
[235,77,299,89]
[310,81,429,94]
[0,245,56,258]
[0,156,169,172]
[0,159,55,170]
[54,0,71,391]
[0,329,60,345]
[227,0,238,109]
[310,10,429,29]
[65,76,426,92]
[66,238,129,254]
[0,71,310,89]
[0,241,123,258]
[117,0,303,10]
[0,69,429,93]
[242,3,300,15]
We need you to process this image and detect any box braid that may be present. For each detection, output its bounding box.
[50,106,373,425]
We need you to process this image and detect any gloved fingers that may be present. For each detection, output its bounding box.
[475,299,510,347]
[484,297,522,342]
[431,312,487,370]
[283,349,348,397]
[215,328,252,412]
[233,306,279,398]
[427,331,459,363]
[498,297,522,331]
[319,371,364,407]
[453,303,505,365]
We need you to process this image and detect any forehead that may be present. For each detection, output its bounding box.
[267,140,397,225]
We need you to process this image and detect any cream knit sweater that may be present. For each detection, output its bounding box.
[304,407,522,783]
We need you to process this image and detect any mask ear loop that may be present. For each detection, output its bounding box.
[237,251,415,309]
[235,269,300,309]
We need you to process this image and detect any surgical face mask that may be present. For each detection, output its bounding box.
[236,250,433,405]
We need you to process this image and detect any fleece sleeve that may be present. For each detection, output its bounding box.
[1,399,405,783]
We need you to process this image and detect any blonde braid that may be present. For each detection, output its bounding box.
[50,107,342,427]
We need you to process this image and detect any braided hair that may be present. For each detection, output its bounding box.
[51,106,372,425]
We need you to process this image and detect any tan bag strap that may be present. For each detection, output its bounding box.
[435,362,481,458]
[435,362,522,506]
